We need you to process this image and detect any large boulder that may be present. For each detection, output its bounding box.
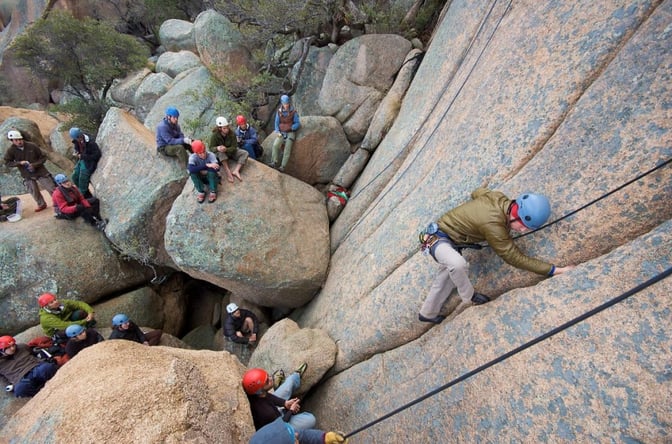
[155,50,202,78]
[164,162,329,309]
[318,34,412,143]
[158,19,197,53]
[260,116,351,186]
[95,107,186,268]
[133,72,174,122]
[193,9,256,87]
[1,341,255,443]
[109,68,152,107]
[292,44,335,117]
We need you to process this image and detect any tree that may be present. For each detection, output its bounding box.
[10,10,149,130]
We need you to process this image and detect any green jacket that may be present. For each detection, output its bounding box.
[209,129,237,157]
[437,188,552,275]
[39,299,94,336]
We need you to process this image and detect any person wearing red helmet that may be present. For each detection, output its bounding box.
[38,292,96,339]
[187,140,220,203]
[234,115,262,160]
[209,116,248,183]
[0,335,58,397]
[242,364,314,432]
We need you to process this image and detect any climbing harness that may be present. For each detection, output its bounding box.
[342,266,672,439]
[419,222,483,258]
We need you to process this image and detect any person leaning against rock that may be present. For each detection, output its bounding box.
[68,127,101,198]
[418,188,575,324]
[223,303,259,345]
[4,129,55,212]
[52,174,107,231]
[0,335,58,398]
[64,324,104,359]
[38,292,97,340]
[270,95,301,173]
[156,106,192,165]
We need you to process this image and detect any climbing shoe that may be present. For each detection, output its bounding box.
[471,293,491,305]
[418,314,446,324]
[295,362,308,377]
[272,369,285,389]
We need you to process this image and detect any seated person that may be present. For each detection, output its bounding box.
[0,335,58,398]
[188,140,220,203]
[38,292,96,339]
[109,313,162,346]
[52,173,106,231]
[156,106,191,165]
[242,364,313,431]
[224,303,259,345]
[0,193,20,222]
[250,417,347,444]
[209,117,248,182]
[234,115,262,160]
[64,324,104,359]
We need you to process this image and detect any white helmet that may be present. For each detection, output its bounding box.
[7,130,23,140]
[216,117,229,127]
[226,302,239,314]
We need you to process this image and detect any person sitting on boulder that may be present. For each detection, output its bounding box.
[187,140,220,204]
[250,416,348,444]
[242,364,314,431]
[234,115,262,160]
[223,303,259,345]
[0,335,58,398]
[64,324,104,359]
[209,116,248,182]
[52,173,107,231]
[38,292,97,340]
[4,129,55,212]
[68,127,102,198]
[108,313,162,346]
[0,193,20,222]
[270,95,300,173]
[418,188,575,324]
[156,106,192,165]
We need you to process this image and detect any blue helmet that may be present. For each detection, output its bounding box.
[69,127,82,140]
[112,313,129,327]
[65,324,85,338]
[280,95,290,104]
[516,193,551,230]
[165,107,180,117]
[54,173,68,184]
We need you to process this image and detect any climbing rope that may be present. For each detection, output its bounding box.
[343,266,672,439]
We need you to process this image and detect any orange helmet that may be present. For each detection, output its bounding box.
[191,140,205,154]
[0,335,16,349]
[242,368,269,395]
[236,115,247,126]
[38,292,57,308]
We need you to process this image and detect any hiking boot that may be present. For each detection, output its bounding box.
[95,218,108,232]
[471,293,490,305]
[418,314,446,324]
[295,362,308,377]
[268,161,277,169]
[272,369,286,389]
[35,204,47,212]
[278,166,285,173]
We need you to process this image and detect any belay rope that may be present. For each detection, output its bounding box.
[343,266,672,439]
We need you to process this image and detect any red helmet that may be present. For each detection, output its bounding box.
[38,292,57,308]
[236,115,247,126]
[0,335,16,349]
[242,368,269,395]
[191,140,205,154]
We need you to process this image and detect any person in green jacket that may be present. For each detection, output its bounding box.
[418,188,574,324]
[209,116,248,183]
[38,292,97,338]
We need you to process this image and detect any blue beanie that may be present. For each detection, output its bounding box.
[249,418,295,444]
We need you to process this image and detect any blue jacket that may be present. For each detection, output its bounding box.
[156,117,186,148]
[274,106,300,134]
[187,152,218,175]
[235,125,259,146]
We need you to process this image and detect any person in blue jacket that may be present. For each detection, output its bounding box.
[270,95,300,172]
[156,106,192,165]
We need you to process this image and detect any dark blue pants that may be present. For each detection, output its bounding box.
[14,362,58,397]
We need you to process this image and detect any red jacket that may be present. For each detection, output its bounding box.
[52,185,90,215]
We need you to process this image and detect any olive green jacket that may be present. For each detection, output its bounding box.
[209,129,238,157]
[437,188,552,275]
[39,299,94,336]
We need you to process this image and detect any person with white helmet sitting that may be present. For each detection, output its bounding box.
[0,335,58,398]
[418,188,575,324]
[51,173,107,231]
[223,303,259,345]
[209,116,248,183]
[3,129,56,212]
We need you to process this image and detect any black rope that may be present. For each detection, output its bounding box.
[344,266,672,439]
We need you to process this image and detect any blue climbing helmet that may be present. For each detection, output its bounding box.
[69,127,82,140]
[280,95,290,104]
[112,313,129,327]
[65,324,85,338]
[54,174,68,184]
[165,107,180,117]
[515,193,551,230]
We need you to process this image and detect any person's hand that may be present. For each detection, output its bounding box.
[324,431,347,444]
[236,331,243,337]
[206,162,219,170]
[285,398,300,413]
[75,204,85,213]
[85,312,95,322]
[0,203,8,210]
[183,137,192,145]
[554,265,575,275]
[143,341,150,346]
[249,333,257,342]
